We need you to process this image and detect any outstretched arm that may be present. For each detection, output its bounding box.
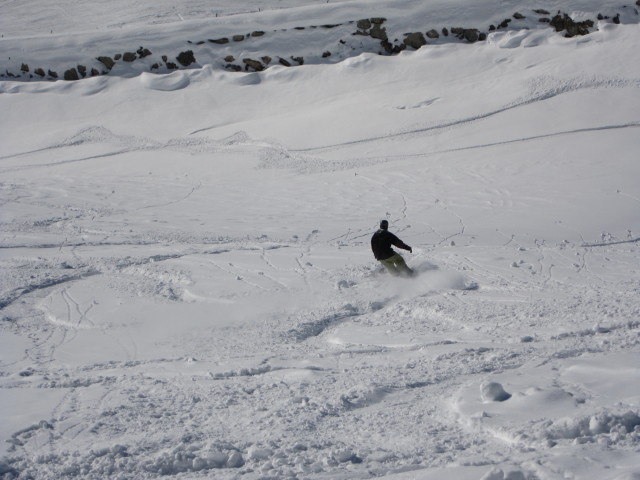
[390,234,412,253]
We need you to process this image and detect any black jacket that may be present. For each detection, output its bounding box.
[371,229,411,261]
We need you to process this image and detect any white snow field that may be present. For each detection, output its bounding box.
[1,0,640,479]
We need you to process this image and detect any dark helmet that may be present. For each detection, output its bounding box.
[380,220,389,230]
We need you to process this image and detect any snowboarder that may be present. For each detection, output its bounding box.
[371,220,414,277]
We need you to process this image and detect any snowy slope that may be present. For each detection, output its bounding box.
[1,1,640,479]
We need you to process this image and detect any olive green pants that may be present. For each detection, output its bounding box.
[380,253,414,277]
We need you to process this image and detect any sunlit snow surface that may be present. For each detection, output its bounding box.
[1,1,640,479]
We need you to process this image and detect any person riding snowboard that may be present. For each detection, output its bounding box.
[371,220,414,277]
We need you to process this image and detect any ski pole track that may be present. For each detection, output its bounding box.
[207,257,274,293]
[294,255,313,291]
[135,181,202,211]
[616,188,640,204]
[354,172,412,236]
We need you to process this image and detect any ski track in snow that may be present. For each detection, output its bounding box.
[292,76,640,153]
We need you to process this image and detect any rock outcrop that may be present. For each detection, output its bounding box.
[2,6,634,82]
[242,58,264,72]
[403,32,427,49]
[176,50,196,67]
[550,13,595,37]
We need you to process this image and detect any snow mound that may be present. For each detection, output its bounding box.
[481,382,512,402]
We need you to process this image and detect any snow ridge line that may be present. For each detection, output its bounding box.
[341,122,640,165]
[424,123,640,158]
[0,125,242,167]
[292,79,640,152]
[0,149,131,172]
[580,236,640,247]
[0,248,229,311]
[0,240,163,250]
[0,269,101,311]
[285,304,362,342]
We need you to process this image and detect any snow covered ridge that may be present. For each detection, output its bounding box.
[2,4,639,81]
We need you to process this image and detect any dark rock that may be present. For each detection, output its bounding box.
[114,53,122,61]
[321,24,341,29]
[499,18,512,28]
[77,65,87,77]
[464,29,480,42]
[278,57,292,67]
[550,13,594,37]
[64,68,79,81]
[479,32,487,41]
[513,12,526,20]
[176,50,196,67]
[403,32,427,49]
[261,56,272,65]
[196,41,205,45]
[224,55,235,63]
[21,63,29,73]
[370,23,388,41]
[137,47,152,58]
[151,63,160,70]
[370,17,386,24]
[442,27,449,36]
[242,58,264,71]
[34,68,45,77]
[381,40,405,54]
[489,24,496,31]
[209,38,229,44]
[233,35,245,42]
[226,64,242,72]
[294,27,305,30]
[322,51,332,58]
[613,14,621,24]
[534,9,550,15]
[380,40,393,54]
[292,56,304,65]
[357,19,372,31]
[123,52,136,62]
[251,31,265,37]
[90,68,100,76]
[166,62,178,70]
[162,55,168,62]
[451,28,482,42]
[550,13,570,32]
[539,18,551,23]
[426,29,439,39]
[48,70,58,78]
[97,56,115,70]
